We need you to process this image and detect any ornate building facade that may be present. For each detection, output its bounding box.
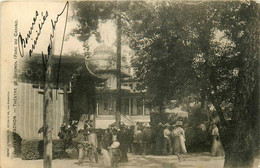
[90,44,150,128]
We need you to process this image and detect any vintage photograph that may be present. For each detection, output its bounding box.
[0,1,259,168]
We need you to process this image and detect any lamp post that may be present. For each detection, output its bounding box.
[116,12,122,128]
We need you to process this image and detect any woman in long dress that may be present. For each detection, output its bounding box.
[100,128,112,167]
[172,121,187,162]
[211,124,224,157]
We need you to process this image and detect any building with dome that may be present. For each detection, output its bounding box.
[92,44,116,70]
[91,44,150,128]
[90,43,131,74]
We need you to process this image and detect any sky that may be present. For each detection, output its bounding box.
[3,1,230,66]
[8,1,118,57]
[86,20,117,54]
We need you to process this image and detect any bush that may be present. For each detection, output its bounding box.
[21,139,65,160]
[8,132,22,158]
[21,139,43,160]
[65,147,78,159]
[53,140,66,159]
[185,126,212,153]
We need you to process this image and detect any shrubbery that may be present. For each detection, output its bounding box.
[8,132,22,158]
[185,126,212,153]
[21,139,65,160]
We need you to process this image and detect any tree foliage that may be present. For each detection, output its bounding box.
[72,1,259,167]
[126,2,259,167]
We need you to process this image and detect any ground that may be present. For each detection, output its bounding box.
[3,153,260,168]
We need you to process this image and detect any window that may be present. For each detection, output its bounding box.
[129,84,133,90]
[98,97,115,115]
[137,98,143,115]
[144,100,150,115]
[104,102,108,112]
[131,98,143,115]
[121,98,129,115]
[145,108,150,115]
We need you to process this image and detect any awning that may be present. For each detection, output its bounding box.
[18,53,107,87]
[165,107,188,118]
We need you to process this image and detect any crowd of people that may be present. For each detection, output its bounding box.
[58,117,224,167]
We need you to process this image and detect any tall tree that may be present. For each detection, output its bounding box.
[127,1,259,167]
[71,1,259,167]
[211,2,259,167]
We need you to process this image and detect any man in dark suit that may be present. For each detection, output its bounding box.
[143,124,152,155]
[118,125,128,162]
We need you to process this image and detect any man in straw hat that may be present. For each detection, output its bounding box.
[100,127,113,167]
[163,123,172,155]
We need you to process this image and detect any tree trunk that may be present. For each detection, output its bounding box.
[220,89,258,168]
[222,126,255,168]
[43,62,53,168]
[224,149,254,168]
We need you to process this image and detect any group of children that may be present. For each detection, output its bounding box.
[73,120,122,167]
[73,126,99,166]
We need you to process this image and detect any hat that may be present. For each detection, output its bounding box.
[112,128,118,132]
[146,123,151,127]
[158,122,163,126]
[165,123,170,127]
[210,122,217,125]
[175,121,183,126]
[78,129,84,133]
[111,141,120,148]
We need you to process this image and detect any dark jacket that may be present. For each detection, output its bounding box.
[100,131,112,150]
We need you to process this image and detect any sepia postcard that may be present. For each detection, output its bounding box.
[1,1,260,168]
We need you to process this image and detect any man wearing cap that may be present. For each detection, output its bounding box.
[73,129,87,166]
[143,123,152,155]
[127,125,135,153]
[118,125,128,162]
[88,127,98,163]
[153,122,164,155]
[133,126,143,155]
[163,123,172,155]
[100,128,113,167]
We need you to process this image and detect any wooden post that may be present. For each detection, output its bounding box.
[142,99,145,116]
[258,5,260,153]
[116,13,122,128]
[43,59,53,168]
[63,84,69,124]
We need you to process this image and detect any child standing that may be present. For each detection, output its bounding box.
[110,141,121,167]
[74,129,86,166]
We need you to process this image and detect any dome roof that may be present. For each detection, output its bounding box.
[93,44,115,55]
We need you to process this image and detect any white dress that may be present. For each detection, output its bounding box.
[173,127,187,154]
[211,127,224,156]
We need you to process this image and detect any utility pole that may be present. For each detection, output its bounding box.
[116,13,122,128]
[43,56,53,168]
